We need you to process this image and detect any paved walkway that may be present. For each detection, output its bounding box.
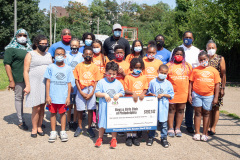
[0,87,239,159]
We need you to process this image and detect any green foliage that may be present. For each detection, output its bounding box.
[0,60,9,90]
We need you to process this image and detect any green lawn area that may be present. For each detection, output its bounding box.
[0,59,8,90]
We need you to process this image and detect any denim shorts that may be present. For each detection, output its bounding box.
[192,91,214,111]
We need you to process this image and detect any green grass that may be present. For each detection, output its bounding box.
[0,59,8,90]
[220,110,240,120]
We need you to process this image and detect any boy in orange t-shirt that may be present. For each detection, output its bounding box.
[166,47,192,137]
[112,45,130,86]
[143,44,163,84]
[73,46,101,138]
[124,58,148,147]
[189,51,220,142]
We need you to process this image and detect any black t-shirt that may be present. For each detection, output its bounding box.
[103,36,130,60]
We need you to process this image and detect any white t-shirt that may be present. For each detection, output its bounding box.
[171,44,200,69]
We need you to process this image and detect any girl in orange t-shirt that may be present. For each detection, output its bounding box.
[92,39,110,78]
[189,51,220,142]
[125,40,144,63]
[166,47,192,137]
[124,58,148,147]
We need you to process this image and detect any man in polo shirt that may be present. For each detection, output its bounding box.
[103,23,130,60]
[179,31,200,133]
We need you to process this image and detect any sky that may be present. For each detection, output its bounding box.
[39,0,176,10]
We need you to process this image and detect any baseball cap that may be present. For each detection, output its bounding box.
[113,23,122,30]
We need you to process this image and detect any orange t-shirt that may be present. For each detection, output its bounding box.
[124,74,148,96]
[93,54,109,78]
[73,62,102,89]
[190,66,221,96]
[167,62,192,103]
[143,57,163,83]
[113,60,130,86]
[125,53,138,63]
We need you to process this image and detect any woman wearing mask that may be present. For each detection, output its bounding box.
[79,32,95,53]
[4,29,33,131]
[23,35,52,138]
[206,40,226,135]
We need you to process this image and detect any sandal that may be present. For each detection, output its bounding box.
[201,135,208,142]
[175,128,182,137]
[167,128,175,137]
[192,134,201,141]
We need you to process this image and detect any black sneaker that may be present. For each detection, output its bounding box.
[126,137,133,146]
[87,127,95,138]
[66,122,70,131]
[186,127,195,133]
[18,122,28,131]
[118,132,125,137]
[132,137,140,146]
[161,138,169,148]
[91,122,97,129]
[137,131,143,138]
[147,138,153,146]
[69,121,74,129]
[74,127,83,137]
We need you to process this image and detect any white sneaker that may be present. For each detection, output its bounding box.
[60,131,68,142]
[49,131,57,143]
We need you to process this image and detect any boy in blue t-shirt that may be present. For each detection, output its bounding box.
[147,64,174,148]
[45,47,74,143]
[64,38,84,131]
[94,61,125,149]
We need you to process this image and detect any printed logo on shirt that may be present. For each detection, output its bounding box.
[133,81,143,90]
[55,72,66,80]
[83,71,93,79]
[146,67,155,74]
[106,89,116,98]
[94,60,101,66]
[156,55,163,60]
[48,68,52,77]
[156,88,164,95]
[200,71,211,78]
[70,61,78,68]
[111,43,118,50]
[175,68,184,76]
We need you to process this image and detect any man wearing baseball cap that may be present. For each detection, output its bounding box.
[103,23,130,60]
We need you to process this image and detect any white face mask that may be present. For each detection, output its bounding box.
[207,49,216,56]
[17,37,27,44]
[93,48,101,54]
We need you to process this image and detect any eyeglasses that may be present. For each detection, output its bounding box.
[18,34,27,37]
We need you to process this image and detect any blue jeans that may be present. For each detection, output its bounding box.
[185,102,194,128]
[148,121,167,139]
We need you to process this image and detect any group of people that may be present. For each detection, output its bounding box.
[3,23,226,149]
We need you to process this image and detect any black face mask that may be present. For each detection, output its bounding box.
[71,47,79,53]
[84,56,92,62]
[38,45,48,52]
[156,40,164,49]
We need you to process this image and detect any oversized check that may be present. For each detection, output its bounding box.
[106,96,158,132]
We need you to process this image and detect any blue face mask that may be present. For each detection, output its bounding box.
[134,46,142,52]
[183,38,193,46]
[158,73,167,80]
[85,39,92,46]
[55,55,64,62]
[114,31,121,37]
[133,69,142,75]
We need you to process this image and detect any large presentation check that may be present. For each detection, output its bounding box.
[106,96,158,132]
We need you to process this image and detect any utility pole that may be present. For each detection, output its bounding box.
[53,7,57,44]
[14,0,17,33]
[50,3,52,45]
[97,17,99,34]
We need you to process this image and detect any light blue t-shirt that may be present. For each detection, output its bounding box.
[155,48,171,64]
[48,41,71,57]
[44,63,74,104]
[64,51,84,94]
[79,46,85,54]
[95,78,125,128]
[148,78,174,122]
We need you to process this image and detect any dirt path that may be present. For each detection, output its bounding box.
[0,87,239,160]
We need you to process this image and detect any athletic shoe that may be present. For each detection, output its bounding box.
[126,137,133,146]
[147,138,153,146]
[201,135,208,142]
[60,131,68,142]
[137,131,143,138]
[74,127,83,137]
[91,122,97,129]
[161,138,169,148]
[48,131,57,143]
[110,138,117,149]
[95,138,103,147]
[132,137,140,146]
[87,127,95,138]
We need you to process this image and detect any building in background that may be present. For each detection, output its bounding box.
[52,6,69,18]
